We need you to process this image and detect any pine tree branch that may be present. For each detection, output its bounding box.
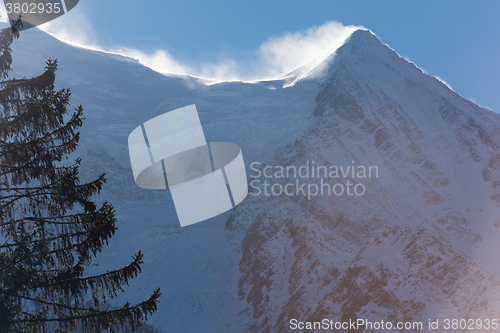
[5,292,95,313]
[10,217,115,266]
[0,229,88,249]
[32,251,144,293]
[0,169,105,212]
[2,212,93,226]
[0,77,29,86]
[17,288,161,324]
[2,252,144,303]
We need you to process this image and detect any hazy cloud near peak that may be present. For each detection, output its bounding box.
[39,11,99,49]
[113,48,190,76]
[38,13,362,82]
[257,21,362,78]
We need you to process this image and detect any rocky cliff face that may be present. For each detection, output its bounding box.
[226,30,500,332]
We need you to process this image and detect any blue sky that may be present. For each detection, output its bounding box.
[2,0,499,111]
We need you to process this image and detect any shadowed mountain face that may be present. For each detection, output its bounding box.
[9,28,500,332]
[225,30,500,332]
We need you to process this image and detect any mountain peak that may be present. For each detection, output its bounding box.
[285,25,454,106]
[330,28,387,64]
[343,28,378,45]
[281,29,385,87]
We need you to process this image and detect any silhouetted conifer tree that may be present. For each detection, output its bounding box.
[0,19,160,333]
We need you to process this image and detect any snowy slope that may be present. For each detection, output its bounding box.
[9,27,500,332]
[10,28,320,332]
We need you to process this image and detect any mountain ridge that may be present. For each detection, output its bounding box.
[7,26,500,332]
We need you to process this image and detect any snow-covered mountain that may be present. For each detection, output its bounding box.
[226,30,500,332]
[10,28,500,332]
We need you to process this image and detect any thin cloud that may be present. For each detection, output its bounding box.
[113,47,190,76]
[39,11,98,49]
[39,15,362,82]
[258,21,361,78]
